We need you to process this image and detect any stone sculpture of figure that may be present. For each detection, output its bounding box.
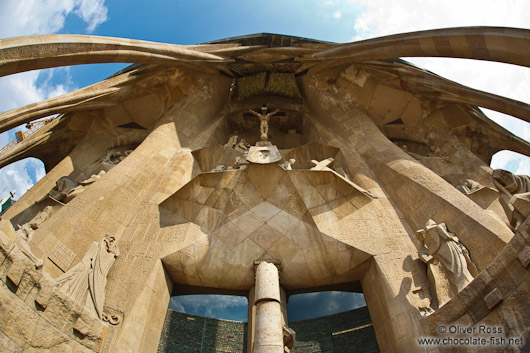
[233,156,249,170]
[492,169,530,195]
[47,176,79,202]
[416,219,477,308]
[234,139,250,153]
[14,206,54,269]
[279,158,296,171]
[97,149,133,169]
[16,205,53,241]
[249,105,280,141]
[283,326,296,350]
[492,169,530,229]
[80,170,106,186]
[211,165,225,172]
[56,234,119,319]
[457,179,484,195]
[224,135,238,149]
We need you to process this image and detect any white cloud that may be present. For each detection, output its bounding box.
[334,10,342,19]
[0,0,107,38]
[0,158,43,201]
[345,0,530,174]
[350,0,530,40]
[169,295,248,321]
[0,0,108,201]
[75,0,108,33]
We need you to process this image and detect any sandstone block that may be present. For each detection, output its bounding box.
[483,288,503,310]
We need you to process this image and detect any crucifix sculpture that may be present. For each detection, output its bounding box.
[249,105,280,141]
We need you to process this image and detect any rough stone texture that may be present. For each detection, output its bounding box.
[156,307,378,353]
[0,329,23,353]
[157,310,248,353]
[289,306,378,353]
[421,225,530,352]
[483,288,503,310]
[1,29,529,352]
[518,246,530,268]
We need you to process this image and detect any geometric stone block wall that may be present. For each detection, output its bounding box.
[157,310,248,353]
[290,306,379,353]
[157,306,378,353]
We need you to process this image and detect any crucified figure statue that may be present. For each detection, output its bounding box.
[249,105,280,141]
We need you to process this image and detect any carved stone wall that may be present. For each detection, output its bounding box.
[1,30,529,353]
[420,219,530,352]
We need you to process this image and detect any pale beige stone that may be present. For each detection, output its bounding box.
[55,235,118,319]
[416,220,477,307]
[253,262,283,353]
[1,28,529,353]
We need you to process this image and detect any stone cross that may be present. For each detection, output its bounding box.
[310,157,334,170]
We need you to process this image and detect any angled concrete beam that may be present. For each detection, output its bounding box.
[0,88,118,134]
[0,65,141,134]
[0,129,52,169]
[368,63,530,124]
[401,73,530,123]
[0,34,231,77]
[305,27,530,68]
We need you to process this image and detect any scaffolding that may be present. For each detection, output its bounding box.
[0,118,56,155]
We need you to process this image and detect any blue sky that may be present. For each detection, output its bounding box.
[170,291,366,322]
[0,0,530,321]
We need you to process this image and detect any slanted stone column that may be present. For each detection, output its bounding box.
[253,261,284,353]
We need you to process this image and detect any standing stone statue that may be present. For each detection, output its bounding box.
[56,234,119,319]
[249,105,280,141]
[416,220,477,308]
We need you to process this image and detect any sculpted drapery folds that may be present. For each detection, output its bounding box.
[416,220,478,308]
[56,235,119,319]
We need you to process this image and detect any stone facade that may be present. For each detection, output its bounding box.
[156,306,378,353]
[0,29,529,352]
[157,310,248,353]
[289,306,378,353]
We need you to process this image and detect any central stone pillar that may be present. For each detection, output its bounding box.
[253,261,284,353]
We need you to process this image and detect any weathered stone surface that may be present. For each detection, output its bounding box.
[0,321,24,352]
[0,280,40,349]
[1,29,530,353]
[518,246,530,268]
[483,288,503,310]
